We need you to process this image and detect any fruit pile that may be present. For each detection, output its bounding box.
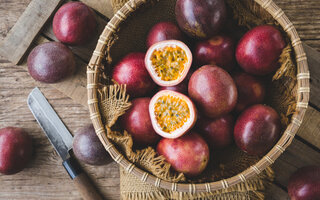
[115,0,285,177]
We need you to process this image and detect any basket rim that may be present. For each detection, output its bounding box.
[87,0,310,193]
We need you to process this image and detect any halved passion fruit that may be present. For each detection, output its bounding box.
[149,90,197,139]
[145,40,192,86]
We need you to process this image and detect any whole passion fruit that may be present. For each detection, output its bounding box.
[236,25,286,75]
[0,127,33,175]
[112,52,156,97]
[288,166,320,200]
[27,42,76,83]
[234,104,281,156]
[233,72,266,112]
[157,132,209,177]
[53,2,97,45]
[145,40,192,87]
[73,124,110,165]
[197,114,234,149]
[121,98,160,147]
[146,22,184,48]
[188,65,237,118]
[194,36,235,72]
[149,90,197,139]
[175,0,227,39]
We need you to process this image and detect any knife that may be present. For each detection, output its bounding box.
[27,87,103,200]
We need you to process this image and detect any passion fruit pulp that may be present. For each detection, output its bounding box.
[149,90,197,139]
[145,40,192,87]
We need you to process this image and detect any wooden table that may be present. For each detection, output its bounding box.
[0,0,319,199]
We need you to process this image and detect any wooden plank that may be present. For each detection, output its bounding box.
[81,0,114,19]
[0,66,120,199]
[304,43,320,107]
[0,0,63,64]
[273,139,320,187]
[266,184,289,200]
[297,106,320,148]
[274,0,320,52]
[0,0,320,199]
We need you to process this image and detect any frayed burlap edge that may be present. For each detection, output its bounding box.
[120,166,274,200]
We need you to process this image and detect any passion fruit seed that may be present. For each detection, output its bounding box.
[151,46,187,81]
[154,95,190,133]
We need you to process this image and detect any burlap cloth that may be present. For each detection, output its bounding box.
[99,0,297,199]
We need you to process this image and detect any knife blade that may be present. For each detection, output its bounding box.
[27,87,103,200]
[27,87,72,160]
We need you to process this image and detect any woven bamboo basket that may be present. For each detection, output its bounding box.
[87,0,310,193]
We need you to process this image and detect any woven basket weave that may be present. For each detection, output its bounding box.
[87,0,310,193]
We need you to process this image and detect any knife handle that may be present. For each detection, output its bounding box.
[63,157,103,200]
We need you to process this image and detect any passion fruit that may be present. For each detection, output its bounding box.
[236,25,286,75]
[145,40,192,87]
[112,52,156,97]
[149,90,197,139]
[233,72,266,113]
[188,65,238,118]
[288,166,320,200]
[197,114,234,149]
[146,22,184,48]
[175,0,227,39]
[157,132,209,177]
[121,98,160,147]
[234,104,281,156]
[194,36,236,72]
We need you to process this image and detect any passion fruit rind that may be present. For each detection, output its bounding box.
[145,40,192,87]
[149,90,197,139]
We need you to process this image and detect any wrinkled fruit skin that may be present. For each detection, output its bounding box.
[236,25,286,75]
[27,42,76,83]
[121,98,160,147]
[233,72,266,112]
[288,166,320,200]
[188,65,237,118]
[0,127,33,175]
[175,0,227,39]
[73,124,110,165]
[234,104,281,156]
[194,36,235,72]
[147,22,184,48]
[197,114,234,149]
[157,132,209,177]
[112,53,156,97]
[53,2,97,45]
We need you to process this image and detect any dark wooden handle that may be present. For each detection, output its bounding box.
[62,157,103,200]
[73,173,103,200]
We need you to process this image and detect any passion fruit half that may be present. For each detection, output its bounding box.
[145,40,192,87]
[149,90,197,139]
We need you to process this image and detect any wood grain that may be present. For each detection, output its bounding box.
[0,62,120,200]
[297,106,320,149]
[273,139,320,186]
[274,0,320,51]
[0,0,63,64]
[0,0,320,199]
[304,43,320,107]
[81,0,114,19]
[265,183,289,200]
